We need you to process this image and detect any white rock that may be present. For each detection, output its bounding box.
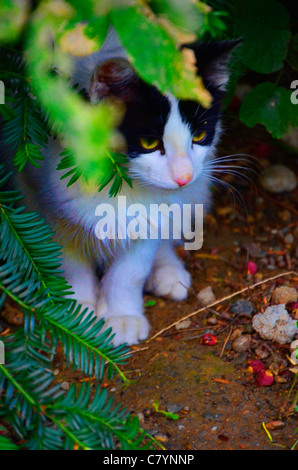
[175,319,192,330]
[260,164,297,193]
[197,286,216,306]
[60,381,70,391]
[252,304,298,344]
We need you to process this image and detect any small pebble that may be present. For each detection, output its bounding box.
[265,421,285,431]
[0,306,24,327]
[137,413,145,424]
[146,428,158,437]
[274,375,287,384]
[267,264,276,271]
[255,347,270,360]
[155,433,168,443]
[202,411,215,421]
[175,319,191,330]
[260,164,297,193]
[269,363,279,376]
[242,242,267,258]
[60,381,70,391]
[229,299,254,315]
[167,403,183,414]
[197,286,216,306]
[284,233,294,244]
[271,286,297,305]
[235,352,248,365]
[232,335,251,353]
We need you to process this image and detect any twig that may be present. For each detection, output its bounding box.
[220,326,233,359]
[260,190,298,217]
[146,271,298,343]
[121,346,149,357]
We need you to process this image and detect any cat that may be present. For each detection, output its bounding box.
[15,29,239,346]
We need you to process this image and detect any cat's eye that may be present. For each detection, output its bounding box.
[192,131,207,143]
[139,137,160,151]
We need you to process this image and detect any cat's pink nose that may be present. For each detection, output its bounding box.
[169,156,194,187]
[174,173,193,186]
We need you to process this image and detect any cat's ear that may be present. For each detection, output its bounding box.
[182,40,241,90]
[89,58,138,103]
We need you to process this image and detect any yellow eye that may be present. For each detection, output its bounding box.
[139,137,160,151]
[192,131,207,143]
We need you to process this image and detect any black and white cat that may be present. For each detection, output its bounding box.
[19,29,239,346]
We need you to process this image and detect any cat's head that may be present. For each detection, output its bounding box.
[90,40,239,190]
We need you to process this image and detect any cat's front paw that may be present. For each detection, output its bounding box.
[146,265,191,301]
[102,315,150,346]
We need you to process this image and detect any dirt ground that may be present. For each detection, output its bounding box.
[109,119,298,451]
[1,116,297,450]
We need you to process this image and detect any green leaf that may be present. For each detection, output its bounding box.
[0,430,19,450]
[234,0,290,73]
[0,0,29,43]
[239,82,298,139]
[111,4,211,106]
[83,15,110,48]
[153,401,179,420]
[150,0,203,33]
[145,300,156,307]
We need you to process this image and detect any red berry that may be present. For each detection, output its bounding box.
[243,261,257,276]
[256,370,274,387]
[202,333,217,346]
[248,360,265,374]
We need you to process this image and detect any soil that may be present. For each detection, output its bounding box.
[112,119,298,451]
[1,116,297,450]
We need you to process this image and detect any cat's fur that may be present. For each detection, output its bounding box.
[15,29,239,346]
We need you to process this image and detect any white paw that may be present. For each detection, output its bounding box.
[146,265,191,301]
[102,315,150,346]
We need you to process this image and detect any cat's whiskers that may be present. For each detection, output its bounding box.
[202,173,248,215]
[205,153,259,166]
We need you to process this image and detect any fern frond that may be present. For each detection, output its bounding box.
[2,94,47,171]
[0,181,72,302]
[0,334,145,450]
[0,252,130,381]
[0,429,19,450]
[0,48,50,172]
[0,164,130,380]
[44,383,153,450]
[57,148,132,197]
